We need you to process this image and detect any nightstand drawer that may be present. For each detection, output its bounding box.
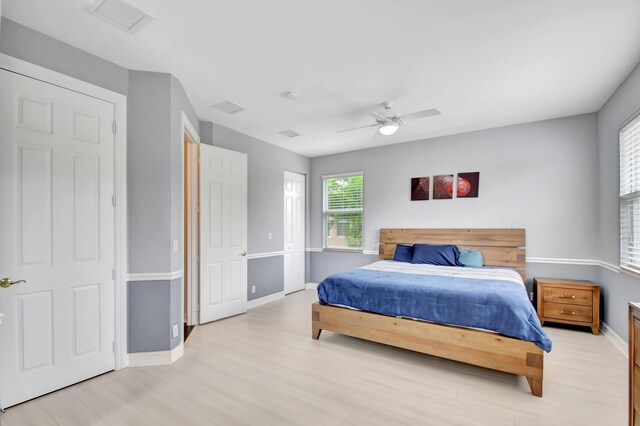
[543,302,592,323]
[635,366,640,417]
[543,287,592,306]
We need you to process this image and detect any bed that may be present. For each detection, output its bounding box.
[311,228,549,397]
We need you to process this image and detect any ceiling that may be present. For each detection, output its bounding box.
[4,0,640,157]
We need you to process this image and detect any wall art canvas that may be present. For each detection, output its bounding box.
[457,172,480,198]
[411,177,430,200]
[433,174,454,199]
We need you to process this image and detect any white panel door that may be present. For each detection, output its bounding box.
[0,70,115,408]
[199,144,247,323]
[284,171,305,294]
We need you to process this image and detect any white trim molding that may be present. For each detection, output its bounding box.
[600,321,627,358]
[128,342,184,367]
[246,251,285,259]
[305,283,318,290]
[305,249,623,274]
[247,291,285,309]
[127,270,184,282]
[181,111,201,330]
[527,257,620,273]
[0,52,129,371]
[305,247,378,255]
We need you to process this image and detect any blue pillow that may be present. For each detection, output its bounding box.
[412,244,462,266]
[458,249,484,268]
[393,244,415,262]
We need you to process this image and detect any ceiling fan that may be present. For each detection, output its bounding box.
[336,101,441,136]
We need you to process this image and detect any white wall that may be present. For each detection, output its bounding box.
[311,114,599,260]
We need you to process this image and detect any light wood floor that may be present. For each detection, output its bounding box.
[2,289,627,425]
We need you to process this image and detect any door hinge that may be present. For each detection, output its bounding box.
[197,303,200,312]
[112,342,116,353]
[112,195,116,207]
[197,254,200,263]
[112,269,116,280]
[112,121,117,134]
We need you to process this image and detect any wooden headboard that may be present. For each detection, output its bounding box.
[379,228,526,281]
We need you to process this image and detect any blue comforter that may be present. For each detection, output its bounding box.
[317,263,552,352]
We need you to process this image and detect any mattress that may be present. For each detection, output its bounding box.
[317,261,552,352]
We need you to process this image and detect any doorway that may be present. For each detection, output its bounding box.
[182,113,199,339]
[0,63,126,408]
[198,144,248,323]
[284,171,306,294]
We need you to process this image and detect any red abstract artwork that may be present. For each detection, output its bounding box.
[433,175,454,199]
[411,177,430,200]
[457,172,480,198]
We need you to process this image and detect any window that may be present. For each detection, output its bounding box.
[323,173,363,250]
[620,114,640,273]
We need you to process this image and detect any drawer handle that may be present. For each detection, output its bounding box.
[559,310,576,315]
[559,294,576,299]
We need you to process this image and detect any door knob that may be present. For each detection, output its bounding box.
[0,278,26,288]
[240,251,248,256]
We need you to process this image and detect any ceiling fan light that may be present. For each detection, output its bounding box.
[378,124,399,136]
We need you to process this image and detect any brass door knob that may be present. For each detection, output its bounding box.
[0,278,26,288]
[240,251,248,256]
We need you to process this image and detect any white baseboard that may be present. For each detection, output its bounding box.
[600,321,627,358]
[128,342,184,367]
[305,283,317,289]
[247,291,285,309]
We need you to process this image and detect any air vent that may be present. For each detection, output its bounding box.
[211,100,246,115]
[279,129,300,138]
[87,0,153,33]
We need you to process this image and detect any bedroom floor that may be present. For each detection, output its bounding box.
[2,289,626,426]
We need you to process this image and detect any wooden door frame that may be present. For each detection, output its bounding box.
[283,170,306,294]
[181,112,200,327]
[0,53,129,369]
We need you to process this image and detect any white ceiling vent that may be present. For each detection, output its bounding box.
[279,129,300,138]
[87,0,153,33]
[211,100,246,115]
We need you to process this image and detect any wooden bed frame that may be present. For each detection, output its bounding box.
[311,228,544,397]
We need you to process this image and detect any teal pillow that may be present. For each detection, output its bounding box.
[458,249,483,268]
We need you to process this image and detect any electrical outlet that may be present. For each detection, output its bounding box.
[251,285,256,294]
[172,323,179,338]
[529,292,534,302]
[172,240,179,252]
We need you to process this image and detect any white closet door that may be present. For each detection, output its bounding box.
[284,171,305,294]
[199,144,248,323]
[0,69,115,408]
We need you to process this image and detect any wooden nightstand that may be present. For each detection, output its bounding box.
[629,303,640,425]
[534,277,600,335]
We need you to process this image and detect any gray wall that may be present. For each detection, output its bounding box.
[128,280,170,353]
[0,18,128,95]
[200,122,311,300]
[310,252,378,283]
[596,61,640,338]
[310,114,599,258]
[127,71,173,274]
[128,278,181,352]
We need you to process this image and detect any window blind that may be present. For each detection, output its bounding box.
[620,114,640,273]
[323,173,363,249]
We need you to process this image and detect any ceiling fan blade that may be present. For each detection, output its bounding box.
[373,111,388,120]
[400,108,441,121]
[335,123,379,133]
